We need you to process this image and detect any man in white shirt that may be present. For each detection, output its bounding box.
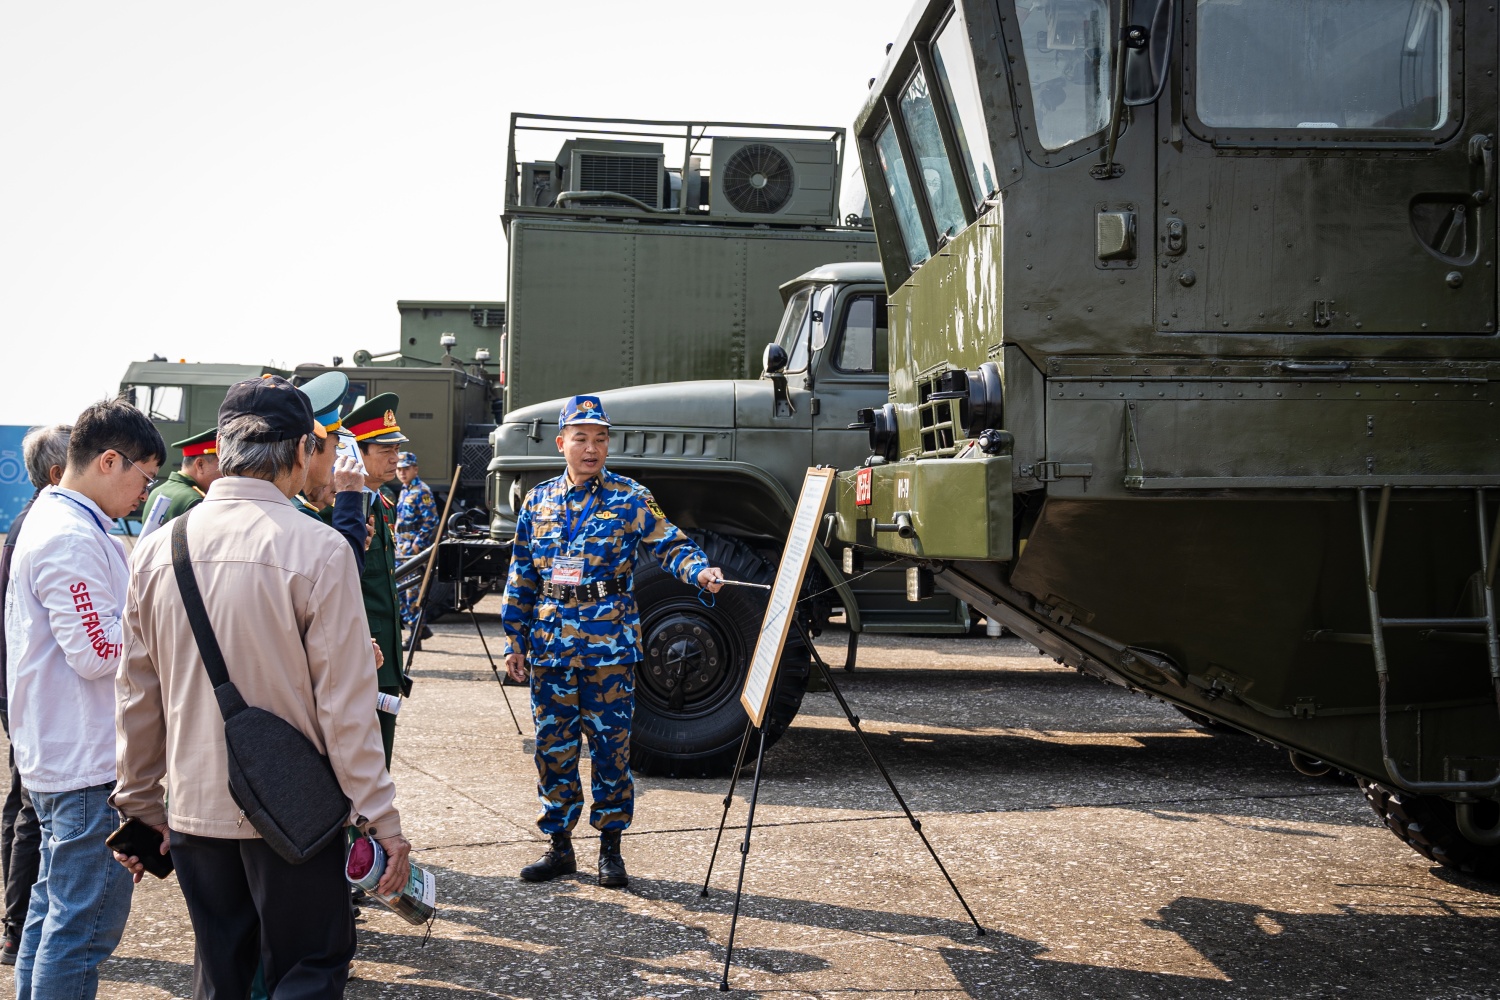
[4,397,163,1000]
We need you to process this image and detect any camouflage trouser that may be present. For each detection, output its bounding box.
[399,587,421,631]
[530,657,635,834]
[396,545,421,630]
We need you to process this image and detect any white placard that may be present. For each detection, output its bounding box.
[740,468,836,727]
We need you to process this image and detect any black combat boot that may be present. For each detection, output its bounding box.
[520,833,576,882]
[597,830,628,888]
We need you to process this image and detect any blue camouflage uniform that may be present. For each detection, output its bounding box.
[502,411,709,835]
[395,459,439,629]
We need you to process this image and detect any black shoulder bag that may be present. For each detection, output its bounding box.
[171,515,350,864]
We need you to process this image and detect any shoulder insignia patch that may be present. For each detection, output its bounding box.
[644,494,665,518]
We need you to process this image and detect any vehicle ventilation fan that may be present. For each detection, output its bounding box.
[721,143,795,214]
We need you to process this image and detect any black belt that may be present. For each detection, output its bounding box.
[541,577,627,604]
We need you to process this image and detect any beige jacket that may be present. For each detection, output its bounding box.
[113,476,400,840]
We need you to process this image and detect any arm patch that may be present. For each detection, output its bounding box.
[644,494,665,519]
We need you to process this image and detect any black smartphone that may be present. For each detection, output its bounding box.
[105,818,174,879]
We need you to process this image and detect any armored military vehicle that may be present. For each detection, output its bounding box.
[832,0,1500,877]
[492,260,972,776]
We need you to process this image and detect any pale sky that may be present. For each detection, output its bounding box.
[0,1,912,426]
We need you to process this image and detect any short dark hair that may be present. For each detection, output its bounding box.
[66,396,166,471]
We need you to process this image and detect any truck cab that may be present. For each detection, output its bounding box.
[490,261,970,777]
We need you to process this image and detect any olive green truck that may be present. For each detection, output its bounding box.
[833,0,1500,879]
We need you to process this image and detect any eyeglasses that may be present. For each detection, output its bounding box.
[122,456,161,493]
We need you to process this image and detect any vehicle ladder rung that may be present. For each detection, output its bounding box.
[1357,485,1500,793]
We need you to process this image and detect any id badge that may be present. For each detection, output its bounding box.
[551,557,585,587]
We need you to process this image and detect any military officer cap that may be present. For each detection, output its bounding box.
[171,426,217,458]
[344,391,408,444]
[559,395,611,429]
[297,370,350,436]
[396,451,418,468]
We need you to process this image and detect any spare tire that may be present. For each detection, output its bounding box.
[630,531,810,778]
[1359,779,1500,880]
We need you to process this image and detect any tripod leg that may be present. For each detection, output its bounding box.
[471,607,523,736]
[701,719,756,897]
[720,723,769,991]
[401,607,424,681]
[795,619,985,938]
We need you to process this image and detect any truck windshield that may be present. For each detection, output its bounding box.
[1015,0,1112,151]
[899,68,968,241]
[1195,0,1449,130]
[776,287,815,372]
[875,122,931,266]
[931,12,998,207]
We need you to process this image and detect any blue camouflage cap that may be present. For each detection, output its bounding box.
[396,451,418,468]
[558,395,611,429]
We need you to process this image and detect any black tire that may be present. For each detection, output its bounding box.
[1359,779,1500,880]
[630,531,810,778]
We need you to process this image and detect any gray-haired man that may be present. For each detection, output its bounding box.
[0,425,68,964]
[113,376,407,998]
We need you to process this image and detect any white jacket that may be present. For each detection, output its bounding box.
[4,486,129,793]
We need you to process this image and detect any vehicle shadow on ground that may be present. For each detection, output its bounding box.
[648,718,1363,827]
[320,866,1499,999]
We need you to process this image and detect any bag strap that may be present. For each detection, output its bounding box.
[171,515,248,720]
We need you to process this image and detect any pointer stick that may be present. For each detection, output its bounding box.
[716,579,771,591]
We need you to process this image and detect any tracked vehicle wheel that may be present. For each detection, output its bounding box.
[630,531,810,778]
[1359,779,1500,880]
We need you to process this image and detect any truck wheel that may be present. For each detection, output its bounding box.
[1358,779,1500,879]
[630,532,810,778]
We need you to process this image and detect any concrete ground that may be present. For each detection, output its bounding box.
[20,601,1500,999]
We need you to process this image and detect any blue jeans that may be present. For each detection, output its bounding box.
[15,783,134,1000]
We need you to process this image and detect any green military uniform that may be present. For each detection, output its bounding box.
[145,427,217,522]
[342,392,410,767]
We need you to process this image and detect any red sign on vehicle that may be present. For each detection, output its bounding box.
[855,467,872,506]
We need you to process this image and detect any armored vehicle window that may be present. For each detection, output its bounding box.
[1015,0,1112,151]
[1195,0,1449,130]
[833,295,888,375]
[932,13,998,206]
[126,385,184,423]
[875,123,931,266]
[899,69,968,242]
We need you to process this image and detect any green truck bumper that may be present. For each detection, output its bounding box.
[835,455,1013,561]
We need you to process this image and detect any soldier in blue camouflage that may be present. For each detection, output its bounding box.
[502,395,724,888]
[394,451,439,644]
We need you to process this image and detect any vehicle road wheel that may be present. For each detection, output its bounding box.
[1359,778,1500,880]
[630,531,810,778]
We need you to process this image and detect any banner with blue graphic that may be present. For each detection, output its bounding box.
[0,426,35,526]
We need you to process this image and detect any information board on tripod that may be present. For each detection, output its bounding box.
[739,467,835,726]
[702,466,983,992]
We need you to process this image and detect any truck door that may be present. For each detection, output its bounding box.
[811,288,891,472]
[1158,0,1497,336]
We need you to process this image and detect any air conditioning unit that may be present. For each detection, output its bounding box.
[557,139,665,210]
[708,137,840,225]
[518,161,557,208]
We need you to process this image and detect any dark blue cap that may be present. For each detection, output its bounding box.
[558,395,611,429]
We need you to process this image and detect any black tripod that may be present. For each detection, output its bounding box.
[700,619,984,991]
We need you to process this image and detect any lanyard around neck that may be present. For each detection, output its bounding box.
[52,491,112,536]
[565,486,598,549]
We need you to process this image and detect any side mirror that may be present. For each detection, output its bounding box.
[1122,0,1175,107]
[763,342,788,375]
